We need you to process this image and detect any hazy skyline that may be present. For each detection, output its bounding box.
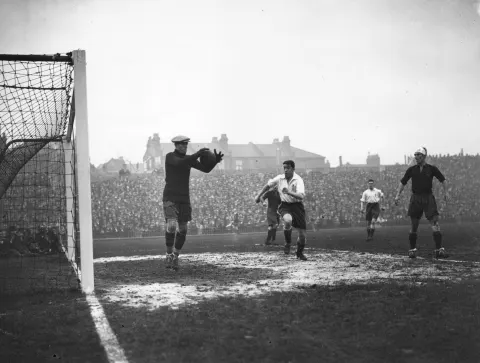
[1,0,479,166]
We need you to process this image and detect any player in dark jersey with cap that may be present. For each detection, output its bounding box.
[394,146,449,259]
[163,135,223,270]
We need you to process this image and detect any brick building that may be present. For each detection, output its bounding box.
[143,134,329,173]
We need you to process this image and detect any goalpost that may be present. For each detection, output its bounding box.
[0,50,94,294]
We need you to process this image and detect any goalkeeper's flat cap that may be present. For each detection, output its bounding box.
[171,135,190,143]
[414,147,427,156]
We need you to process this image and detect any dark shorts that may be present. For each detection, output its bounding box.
[163,200,192,223]
[278,202,307,230]
[267,208,280,226]
[366,203,380,221]
[408,194,439,220]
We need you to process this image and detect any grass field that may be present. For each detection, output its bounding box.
[1,222,480,363]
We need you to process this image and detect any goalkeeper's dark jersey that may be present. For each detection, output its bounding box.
[163,150,214,203]
[263,189,281,211]
[400,163,445,195]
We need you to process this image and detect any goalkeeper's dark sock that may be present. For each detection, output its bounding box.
[297,236,306,252]
[165,232,175,254]
[174,232,186,251]
[272,228,277,241]
[284,228,292,244]
[266,229,273,242]
[409,232,417,250]
[433,231,442,249]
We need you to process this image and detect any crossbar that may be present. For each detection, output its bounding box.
[0,53,73,64]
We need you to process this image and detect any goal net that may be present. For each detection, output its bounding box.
[0,51,94,295]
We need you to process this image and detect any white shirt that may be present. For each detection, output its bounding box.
[267,172,305,203]
[360,188,384,204]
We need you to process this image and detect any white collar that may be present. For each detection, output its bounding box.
[282,172,299,180]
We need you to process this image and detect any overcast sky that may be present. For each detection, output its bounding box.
[1,0,479,166]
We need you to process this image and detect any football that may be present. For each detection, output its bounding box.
[200,150,217,169]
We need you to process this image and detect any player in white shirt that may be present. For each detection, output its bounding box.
[255,160,308,260]
[360,179,385,241]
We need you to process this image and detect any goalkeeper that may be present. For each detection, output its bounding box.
[162,135,223,270]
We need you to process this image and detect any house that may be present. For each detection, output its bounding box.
[334,153,382,172]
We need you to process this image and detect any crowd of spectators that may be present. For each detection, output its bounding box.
[89,153,480,238]
[0,225,62,257]
[1,153,478,245]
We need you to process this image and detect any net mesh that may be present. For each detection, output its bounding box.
[0,55,80,295]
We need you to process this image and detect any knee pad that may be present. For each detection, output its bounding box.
[177,223,188,235]
[283,224,292,231]
[166,219,177,233]
[267,225,272,231]
[431,223,441,232]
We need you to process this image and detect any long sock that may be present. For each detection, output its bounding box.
[297,236,306,253]
[165,232,175,254]
[433,231,442,249]
[409,232,417,250]
[284,228,292,244]
[266,229,273,242]
[370,228,375,237]
[174,232,187,251]
[367,228,371,237]
[272,228,277,241]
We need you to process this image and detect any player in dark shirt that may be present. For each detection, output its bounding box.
[163,135,223,270]
[261,187,281,245]
[394,147,449,259]
[231,210,240,234]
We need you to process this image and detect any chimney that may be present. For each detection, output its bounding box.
[339,156,343,167]
[219,134,229,151]
[282,136,291,147]
[212,137,218,143]
[273,138,279,144]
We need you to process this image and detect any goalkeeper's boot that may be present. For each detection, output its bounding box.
[284,243,291,255]
[172,253,179,271]
[435,247,449,259]
[165,253,174,269]
[408,248,417,259]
